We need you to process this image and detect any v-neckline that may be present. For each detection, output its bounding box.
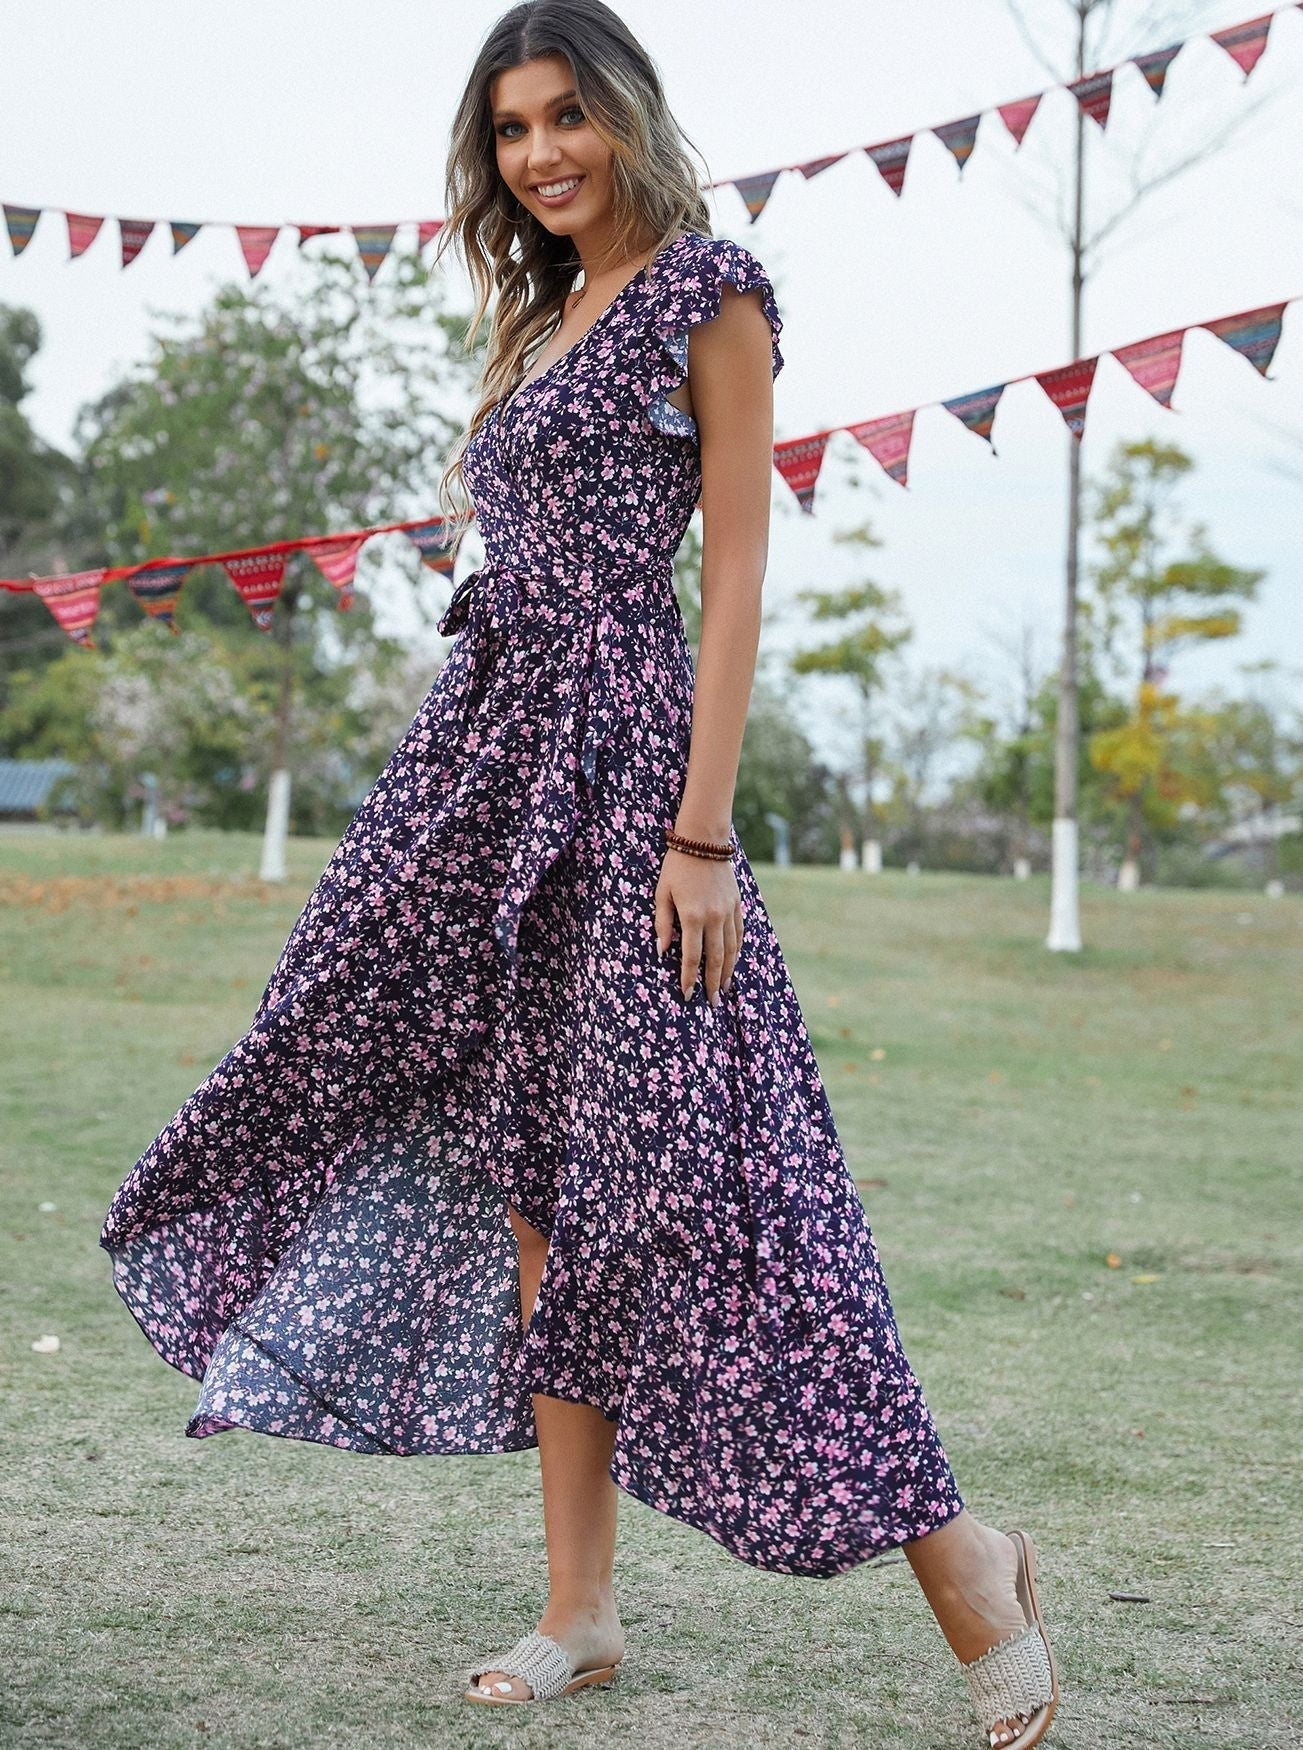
[497,232,694,420]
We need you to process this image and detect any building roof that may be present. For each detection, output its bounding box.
[0,758,77,812]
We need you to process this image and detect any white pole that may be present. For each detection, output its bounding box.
[1046,817,1082,951]
[259,768,292,882]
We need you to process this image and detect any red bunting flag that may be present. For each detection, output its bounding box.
[297,225,342,248]
[1211,13,1274,77]
[848,410,916,488]
[236,225,280,278]
[304,535,369,610]
[1035,356,1099,440]
[997,96,1042,147]
[30,569,107,647]
[66,213,105,259]
[119,218,155,268]
[1112,327,1187,409]
[416,220,443,250]
[1067,70,1114,131]
[127,563,192,633]
[773,433,832,515]
[223,551,288,631]
[797,153,846,180]
[865,136,913,198]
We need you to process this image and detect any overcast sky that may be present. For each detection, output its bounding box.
[4,0,1301,744]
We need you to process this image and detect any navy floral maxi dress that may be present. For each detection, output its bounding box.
[99,229,965,1578]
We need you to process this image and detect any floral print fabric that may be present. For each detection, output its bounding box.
[99,230,964,1577]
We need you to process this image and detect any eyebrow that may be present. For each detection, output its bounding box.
[491,87,579,121]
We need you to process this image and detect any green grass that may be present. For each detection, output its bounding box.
[2,829,1301,1748]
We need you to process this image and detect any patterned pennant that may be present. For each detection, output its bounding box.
[351,225,397,282]
[170,221,202,254]
[236,225,280,278]
[416,220,443,250]
[65,213,105,259]
[304,535,368,610]
[1111,327,1187,409]
[1132,42,1182,98]
[941,382,1007,449]
[402,520,460,575]
[934,114,982,174]
[997,96,1041,147]
[772,433,831,515]
[297,224,342,247]
[864,136,913,198]
[1066,69,1113,131]
[796,152,845,180]
[847,409,916,488]
[1034,356,1099,440]
[223,551,288,631]
[30,569,106,648]
[4,205,41,255]
[732,171,782,225]
[1211,14,1273,78]
[127,562,191,633]
[1201,301,1286,378]
[120,218,156,268]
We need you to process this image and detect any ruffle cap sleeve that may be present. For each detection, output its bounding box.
[643,233,784,439]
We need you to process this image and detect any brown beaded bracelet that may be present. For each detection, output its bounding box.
[664,824,738,861]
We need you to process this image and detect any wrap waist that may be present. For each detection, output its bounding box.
[438,548,676,638]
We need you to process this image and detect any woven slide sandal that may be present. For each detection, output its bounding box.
[961,1529,1059,1748]
[464,1629,621,1705]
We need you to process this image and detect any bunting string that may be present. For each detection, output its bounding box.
[2,4,1294,279]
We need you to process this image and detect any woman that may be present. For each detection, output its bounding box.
[99,2,1058,1743]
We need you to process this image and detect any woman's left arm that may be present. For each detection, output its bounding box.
[653,282,776,1006]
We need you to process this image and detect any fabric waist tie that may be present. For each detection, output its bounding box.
[437,549,676,639]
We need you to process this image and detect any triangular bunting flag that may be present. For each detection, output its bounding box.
[796,152,845,180]
[65,213,105,259]
[351,225,397,283]
[416,220,443,250]
[1035,356,1099,440]
[236,225,280,278]
[127,562,191,633]
[941,382,1007,449]
[297,224,343,248]
[30,569,106,648]
[847,409,916,488]
[1132,42,1182,98]
[934,114,982,173]
[1111,327,1187,409]
[1211,14,1273,79]
[1201,301,1286,378]
[4,205,41,255]
[402,520,460,575]
[304,535,369,610]
[772,433,831,514]
[1066,69,1113,130]
[997,96,1041,147]
[732,171,782,224]
[170,221,202,254]
[120,218,156,268]
[864,135,913,198]
[223,551,288,631]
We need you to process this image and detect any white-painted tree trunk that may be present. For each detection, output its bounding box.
[862,838,883,874]
[1013,856,1031,881]
[259,768,292,883]
[1117,857,1140,892]
[1046,818,1082,951]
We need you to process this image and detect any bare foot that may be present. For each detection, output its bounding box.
[468,1594,624,1701]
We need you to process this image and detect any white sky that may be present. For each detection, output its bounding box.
[4,0,1301,746]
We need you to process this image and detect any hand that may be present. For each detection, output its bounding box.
[654,849,745,1004]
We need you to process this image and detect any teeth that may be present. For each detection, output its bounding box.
[537,177,581,197]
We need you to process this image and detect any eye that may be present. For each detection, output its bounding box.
[496,105,586,139]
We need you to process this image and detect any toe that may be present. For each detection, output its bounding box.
[473,1670,533,1700]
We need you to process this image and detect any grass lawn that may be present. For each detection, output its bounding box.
[2,828,1300,1748]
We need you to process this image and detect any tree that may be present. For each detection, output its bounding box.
[1084,437,1263,883]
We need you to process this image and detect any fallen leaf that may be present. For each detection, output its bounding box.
[870,1047,886,1061]
[998,1287,1026,1300]
[1106,1253,1123,1269]
[1131,1273,1162,1285]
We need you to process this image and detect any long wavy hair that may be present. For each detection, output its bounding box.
[433,0,714,548]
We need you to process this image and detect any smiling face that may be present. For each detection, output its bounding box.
[490,54,616,243]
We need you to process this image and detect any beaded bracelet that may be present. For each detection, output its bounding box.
[664,824,738,861]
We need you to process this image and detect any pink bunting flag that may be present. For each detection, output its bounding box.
[997,96,1041,147]
[796,152,845,180]
[304,535,369,610]
[1111,327,1187,409]
[402,520,460,575]
[732,171,782,224]
[1211,14,1273,79]
[119,218,156,268]
[126,562,191,633]
[934,114,982,173]
[31,569,107,648]
[772,433,831,515]
[236,225,280,278]
[1201,301,1286,378]
[66,213,105,259]
[1035,356,1099,440]
[351,225,397,283]
[941,383,1007,449]
[847,409,916,488]
[297,224,343,248]
[1132,42,1182,98]
[4,204,40,255]
[416,220,443,250]
[864,136,913,198]
[1066,69,1113,131]
[223,551,288,631]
